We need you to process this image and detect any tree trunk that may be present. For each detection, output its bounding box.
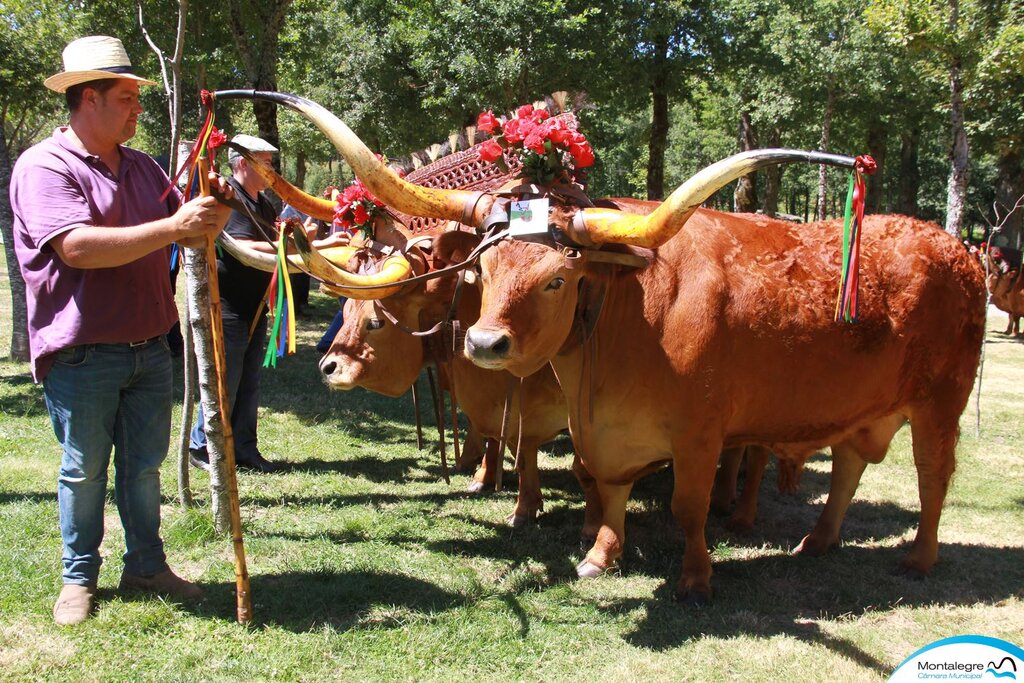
[646,34,669,201]
[0,128,30,361]
[762,127,783,217]
[898,127,920,216]
[945,0,970,237]
[178,306,195,509]
[734,111,758,212]
[865,117,887,214]
[816,87,836,221]
[184,247,231,532]
[228,0,293,174]
[995,149,1024,248]
[295,148,307,191]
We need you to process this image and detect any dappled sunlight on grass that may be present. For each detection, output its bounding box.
[0,250,1022,680]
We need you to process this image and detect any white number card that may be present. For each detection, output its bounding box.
[508,198,549,236]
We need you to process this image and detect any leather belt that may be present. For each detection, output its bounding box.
[128,335,163,348]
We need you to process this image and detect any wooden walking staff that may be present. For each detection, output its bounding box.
[198,157,253,624]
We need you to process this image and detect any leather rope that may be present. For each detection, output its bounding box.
[411,382,424,451]
[425,366,449,484]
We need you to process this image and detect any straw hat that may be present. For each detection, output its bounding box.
[44,36,157,93]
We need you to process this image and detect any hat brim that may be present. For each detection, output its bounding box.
[44,70,158,93]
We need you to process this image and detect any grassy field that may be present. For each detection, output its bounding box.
[1,250,1022,682]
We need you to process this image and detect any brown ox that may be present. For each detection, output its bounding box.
[215,92,985,604]
[463,209,984,601]
[986,247,1024,336]
[318,230,568,526]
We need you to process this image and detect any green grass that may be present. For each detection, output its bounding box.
[1,251,1022,682]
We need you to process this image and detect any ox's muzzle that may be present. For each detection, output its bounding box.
[464,327,513,368]
[319,354,357,390]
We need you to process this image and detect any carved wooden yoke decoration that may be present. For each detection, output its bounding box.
[393,112,580,233]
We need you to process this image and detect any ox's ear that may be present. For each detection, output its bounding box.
[432,230,481,268]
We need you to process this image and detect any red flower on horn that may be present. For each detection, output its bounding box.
[855,155,877,175]
[479,138,504,163]
[477,110,501,134]
[207,127,228,155]
[474,102,593,185]
[333,177,384,239]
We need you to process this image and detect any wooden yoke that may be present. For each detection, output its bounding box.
[198,158,253,624]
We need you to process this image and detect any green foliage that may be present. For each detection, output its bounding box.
[3,0,1022,228]
[0,0,84,152]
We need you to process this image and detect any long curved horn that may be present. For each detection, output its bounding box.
[213,90,490,227]
[291,227,413,300]
[218,231,305,273]
[230,144,335,222]
[565,149,862,249]
[220,229,411,299]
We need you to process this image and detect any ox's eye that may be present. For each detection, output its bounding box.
[545,277,565,291]
[366,318,385,331]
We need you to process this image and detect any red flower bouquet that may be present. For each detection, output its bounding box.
[475,104,593,186]
[333,178,385,239]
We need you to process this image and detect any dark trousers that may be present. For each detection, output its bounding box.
[190,310,268,461]
[290,272,310,311]
[316,297,347,352]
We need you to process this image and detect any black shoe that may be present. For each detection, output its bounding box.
[235,452,279,474]
[189,448,210,471]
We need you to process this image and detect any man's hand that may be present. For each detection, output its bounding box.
[312,230,351,250]
[175,173,235,247]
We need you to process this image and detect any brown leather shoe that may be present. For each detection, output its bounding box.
[53,584,96,626]
[119,568,203,600]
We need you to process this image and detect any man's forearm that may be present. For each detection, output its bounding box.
[51,217,184,269]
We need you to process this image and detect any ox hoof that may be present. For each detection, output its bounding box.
[575,559,608,579]
[792,534,837,558]
[505,512,535,529]
[673,586,713,607]
[466,481,487,494]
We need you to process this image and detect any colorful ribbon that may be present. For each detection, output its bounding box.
[263,225,297,367]
[834,155,876,323]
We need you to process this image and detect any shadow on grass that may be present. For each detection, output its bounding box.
[0,372,47,418]
[271,453,437,483]
[610,541,1024,675]
[0,490,54,505]
[182,570,464,632]
[985,334,1024,345]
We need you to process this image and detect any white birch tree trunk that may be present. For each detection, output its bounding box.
[816,87,836,221]
[184,247,232,532]
[945,58,970,237]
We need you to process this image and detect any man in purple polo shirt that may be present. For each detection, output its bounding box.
[10,35,234,626]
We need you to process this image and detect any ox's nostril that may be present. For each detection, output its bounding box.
[321,361,337,376]
[492,336,511,356]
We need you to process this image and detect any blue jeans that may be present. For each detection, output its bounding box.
[43,338,173,586]
[190,311,267,461]
[316,298,347,352]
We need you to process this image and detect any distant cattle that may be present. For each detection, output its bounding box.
[986,247,1023,336]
